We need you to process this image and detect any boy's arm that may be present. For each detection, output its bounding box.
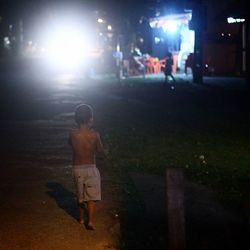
[96,132,104,154]
[95,132,109,159]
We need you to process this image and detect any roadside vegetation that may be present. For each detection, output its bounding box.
[97,79,250,211]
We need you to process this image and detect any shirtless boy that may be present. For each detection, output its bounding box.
[69,104,104,230]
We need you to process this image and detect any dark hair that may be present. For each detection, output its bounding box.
[75,104,93,125]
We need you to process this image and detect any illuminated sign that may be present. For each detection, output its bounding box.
[227,17,245,23]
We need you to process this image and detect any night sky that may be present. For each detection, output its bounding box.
[0,0,247,43]
[0,0,158,43]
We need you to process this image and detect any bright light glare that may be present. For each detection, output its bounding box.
[163,20,178,33]
[46,29,88,68]
[42,22,95,70]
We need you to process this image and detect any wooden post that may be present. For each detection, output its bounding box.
[166,168,185,250]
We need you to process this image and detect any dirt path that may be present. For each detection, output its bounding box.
[0,119,121,250]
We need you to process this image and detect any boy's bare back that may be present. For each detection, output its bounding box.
[70,127,103,166]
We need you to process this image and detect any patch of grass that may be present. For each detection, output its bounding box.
[97,81,250,211]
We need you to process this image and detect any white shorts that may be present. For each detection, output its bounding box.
[73,165,101,203]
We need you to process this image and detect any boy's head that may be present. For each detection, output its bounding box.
[75,104,93,126]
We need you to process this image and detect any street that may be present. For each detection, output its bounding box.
[0,0,249,249]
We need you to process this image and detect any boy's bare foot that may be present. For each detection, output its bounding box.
[86,222,95,230]
[79,219,84,224]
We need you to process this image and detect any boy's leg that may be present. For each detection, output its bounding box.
[73,170,85,224]
[78,203,84,224]
[171,74,176,82]
[86,200,95,230]
[164,74,168,83]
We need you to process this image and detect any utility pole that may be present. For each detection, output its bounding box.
[18,19,24,56]
[245,13,250,88]
[115,35,123,81]
[189,2,206,84]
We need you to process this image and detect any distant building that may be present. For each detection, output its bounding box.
[201,0,246,76]
[147,0,246,76]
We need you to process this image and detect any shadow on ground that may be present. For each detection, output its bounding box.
[46,182,78,222]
